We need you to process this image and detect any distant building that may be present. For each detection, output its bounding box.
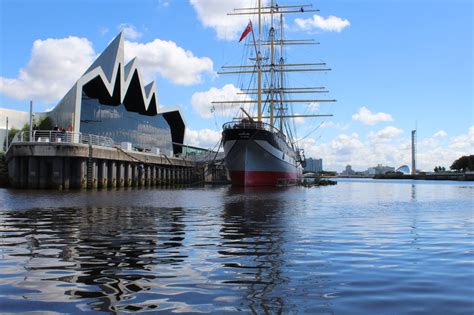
[304,158,323,173]
[366,164,395,175]
[396,165,410,174]
[341,164,355,175]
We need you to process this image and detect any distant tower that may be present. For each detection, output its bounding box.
[411,130,416,175]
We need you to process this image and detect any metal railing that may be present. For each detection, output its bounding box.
[11,130,115,148]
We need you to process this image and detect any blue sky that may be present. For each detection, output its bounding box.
[0,0,472,171]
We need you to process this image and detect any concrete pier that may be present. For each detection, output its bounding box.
[6,142,198,190]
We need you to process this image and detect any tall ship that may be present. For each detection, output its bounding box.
[215,1,336,186]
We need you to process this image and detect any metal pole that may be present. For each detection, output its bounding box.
[5,117,8,149]
[411,130,416,175]
[29,100,33,141]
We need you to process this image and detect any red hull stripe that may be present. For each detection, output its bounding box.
[230,171,298,186]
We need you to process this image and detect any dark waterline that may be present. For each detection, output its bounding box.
[0,179,473,314]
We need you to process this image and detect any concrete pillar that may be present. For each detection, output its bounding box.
[144,165,150,187]
[150,166,155,187]
[91,159,98,189]
[171,168,176,185]
[98,160,108,189]
[187,168,191,184]
[19,157,28,188]
[131,164,138,187]
[63,157,71,190]
[38,158,48,189]
[165,167,170,185]
[108,160,117,188]
[80,159,88,189]
[138,165,144,187]
[27,157,39,189]
[117,162,124,188]
[51,157,63,190]
[8,157,21,188]
[124,163,132,187]
[157,167,162,185]
[71,158,85,189]
[154,167,158,186]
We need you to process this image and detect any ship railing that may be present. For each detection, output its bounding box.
[223,120,287,141]
[11,130,115,148]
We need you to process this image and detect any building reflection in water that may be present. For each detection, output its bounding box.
[3,206,186,313]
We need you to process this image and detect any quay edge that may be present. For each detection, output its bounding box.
[5,142,202,190]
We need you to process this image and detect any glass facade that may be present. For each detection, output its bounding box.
[80,94,173,153]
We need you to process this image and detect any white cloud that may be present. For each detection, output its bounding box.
[449,126,474,150]
[99,27,109,35]
[299,126,474,172]
[294,15,350,33]
[369,126,403,140]
[159,0,170,7]
[0,35,214,105]
[306,102,320,112]
[124,39,214,85]
[190,0,269,40]
[294,114,305,125]
[352,106,393,125]
[185,127,221,149]
[191,84,252,118]
[433,130,447,138]
[0,36,95,103]
[330,133,364,155]
[320,121,334,128]
[118,23,143,39]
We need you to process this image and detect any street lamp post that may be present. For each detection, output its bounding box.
[5,117,8,150]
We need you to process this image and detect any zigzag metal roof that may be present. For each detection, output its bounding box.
[79,32,159,115]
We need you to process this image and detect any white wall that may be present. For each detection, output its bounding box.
[0,129,6,152]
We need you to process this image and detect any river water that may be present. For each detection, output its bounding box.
[0,179,473,314]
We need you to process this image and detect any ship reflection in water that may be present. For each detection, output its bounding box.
[0,180,473,314]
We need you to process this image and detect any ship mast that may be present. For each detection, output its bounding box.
[257,0,262,123]
[279,12,284,130]
[269,0,275,127]
[214,2,336,133]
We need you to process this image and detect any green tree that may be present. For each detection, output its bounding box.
[37,116,54,130]
[4,127,19,149]
[450,155,474,172]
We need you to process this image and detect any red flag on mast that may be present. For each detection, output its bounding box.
[239,21,253,42]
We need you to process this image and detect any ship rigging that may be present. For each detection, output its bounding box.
[217,0,336,186]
